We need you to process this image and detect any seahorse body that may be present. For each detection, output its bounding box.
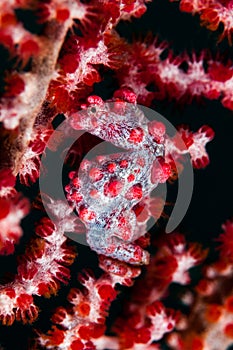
[66,101,170,264]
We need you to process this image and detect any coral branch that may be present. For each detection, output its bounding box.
[0,21,68,173]
[0,200,77,324]
[0,192,29,254]
[38,263,140,350]
[171,0,233,44]
[111,233,208,349]
[166,124,215,170]
[167,220,233,350]
[117,38,233,109]
[0,0,91,174]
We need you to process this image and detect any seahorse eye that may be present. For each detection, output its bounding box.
[90,107,96,113]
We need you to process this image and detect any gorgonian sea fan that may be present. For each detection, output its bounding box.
[0,0,232,349]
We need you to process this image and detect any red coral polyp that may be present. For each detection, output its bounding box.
[4,74,25,97]
[19,39,40,59]
[56,8,70,22]
[208,62,233,82]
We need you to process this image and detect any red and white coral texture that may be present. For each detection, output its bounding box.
[0,0,231,350]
